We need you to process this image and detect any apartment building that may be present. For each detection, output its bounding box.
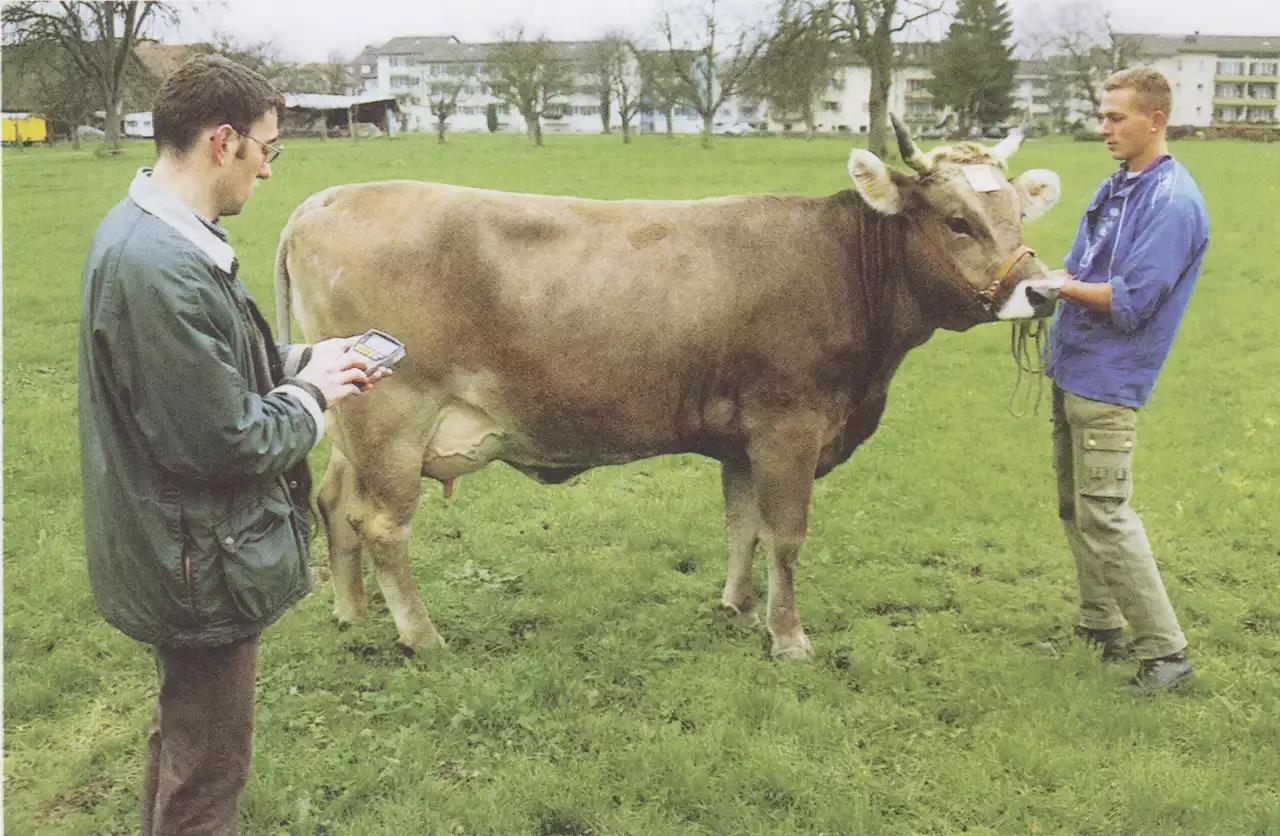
[357,31,1277,137]
[363,34,704,135]
[1119,32,1279,127]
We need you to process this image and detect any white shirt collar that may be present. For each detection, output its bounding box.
[127,167,236,273]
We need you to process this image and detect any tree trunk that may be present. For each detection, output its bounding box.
[348,106,356,142]
[701,112,713,149]
[534,118,543,146]
[103,85,122,153]
[621,118,632,144]
[437,118,447,143]
[867,58,891,158]
[665,106,675,138]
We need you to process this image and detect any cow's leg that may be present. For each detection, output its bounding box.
[317,447,368,624]
[720,457,761,629]
[747,413,824,660]
[347,443,444,652]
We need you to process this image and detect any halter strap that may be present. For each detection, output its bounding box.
[907,216,1037,316]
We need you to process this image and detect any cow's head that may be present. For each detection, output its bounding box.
[847,116,1062,328]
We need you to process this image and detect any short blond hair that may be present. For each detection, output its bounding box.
[1103,67,1172,118]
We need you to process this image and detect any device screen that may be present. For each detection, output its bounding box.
[362,333,400,356]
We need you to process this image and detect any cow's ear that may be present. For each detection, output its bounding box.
[1012,169,1061,221]
[848,149,911,214]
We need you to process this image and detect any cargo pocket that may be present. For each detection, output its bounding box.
[214,494,298,621]
[1076,429,1135,500]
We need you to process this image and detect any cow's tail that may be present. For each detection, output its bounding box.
[274,187,335,342]
[273,221,294,342]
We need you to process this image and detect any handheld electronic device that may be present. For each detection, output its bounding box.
[349,329,406,373]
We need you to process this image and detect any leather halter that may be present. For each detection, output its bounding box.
[907,214,1037,317]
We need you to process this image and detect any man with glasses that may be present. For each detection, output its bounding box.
[78,55,389,834]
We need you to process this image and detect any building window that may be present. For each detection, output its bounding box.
[1217,59,1244,76]
[823,101,840,113]
[1253,61,1279,76]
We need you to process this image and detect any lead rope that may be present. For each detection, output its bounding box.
[1008,317,1049,417]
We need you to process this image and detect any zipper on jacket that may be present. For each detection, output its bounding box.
[1107,193,1130,278]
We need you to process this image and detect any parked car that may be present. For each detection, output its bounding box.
[76,125,105,138]
[714,121,754,136]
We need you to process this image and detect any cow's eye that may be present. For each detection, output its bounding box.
[947,217,974,237]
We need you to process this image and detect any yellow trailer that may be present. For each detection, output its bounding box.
[2,113,49,144]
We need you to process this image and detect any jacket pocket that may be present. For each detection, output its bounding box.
[213,493,302,621]
[1076,429,1135,500]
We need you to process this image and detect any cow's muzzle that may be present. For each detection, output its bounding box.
[996,275,1065,320]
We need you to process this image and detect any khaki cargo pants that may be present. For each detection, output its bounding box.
[1053,386,1187,660]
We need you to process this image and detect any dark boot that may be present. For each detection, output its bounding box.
[1129,649,1194,694]
[1074,625,1128,662]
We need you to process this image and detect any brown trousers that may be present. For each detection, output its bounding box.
[141,634,260,836]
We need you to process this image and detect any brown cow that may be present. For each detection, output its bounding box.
[275,118,1062,659]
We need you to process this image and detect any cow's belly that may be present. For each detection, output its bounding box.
[419,389,692,484]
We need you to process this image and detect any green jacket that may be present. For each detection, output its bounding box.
[79,168,324,647]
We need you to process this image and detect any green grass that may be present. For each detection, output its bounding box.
[4,132,1279,836]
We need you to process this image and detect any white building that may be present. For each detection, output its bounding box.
[123,111,153,138]
[364,35,705,136]
[1118,32,1280,127]
[356,31,1278,138]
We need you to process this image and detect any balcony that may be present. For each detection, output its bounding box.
[905,89,933,101]
[1216,73,1279,84]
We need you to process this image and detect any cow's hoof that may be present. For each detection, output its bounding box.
[333,606,369,626]
[721,603,761,630]
[397,627,446,655]
[770,633,813,661]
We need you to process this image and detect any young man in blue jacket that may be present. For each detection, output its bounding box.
[79,56,391,833]
[1046,67,1209,693]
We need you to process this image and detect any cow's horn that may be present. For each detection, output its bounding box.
[891,113,932,174]
[990,123,1027,164]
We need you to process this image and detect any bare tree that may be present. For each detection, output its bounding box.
[1021,0,1138,120]
[828,0,946,157]
[612,39,647,143]
[636,47,688,138]
[659,0,768,148]
[427,75,469,143]
[745,0,837,137]
[2,1,179,151]
[323,49,354,95]
[583,33,632,134]
[2,39,98,147]
[488,29,574,146]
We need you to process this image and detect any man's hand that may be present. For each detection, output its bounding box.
[295,336,393,407]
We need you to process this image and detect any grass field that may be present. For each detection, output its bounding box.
[4,131,1279,836]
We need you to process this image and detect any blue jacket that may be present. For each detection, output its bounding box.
[1047,155,1209,407]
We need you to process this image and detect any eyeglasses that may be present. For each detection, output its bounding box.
[212,126,282,164]
[238,130,282,164]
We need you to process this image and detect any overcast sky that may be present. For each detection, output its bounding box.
[163,0,1280,63]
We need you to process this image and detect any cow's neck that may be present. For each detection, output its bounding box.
[818,195,939,476]
[846,195,935,375]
